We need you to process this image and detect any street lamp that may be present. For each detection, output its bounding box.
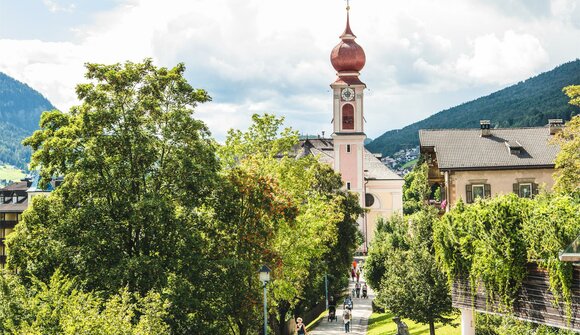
[259,265,271,335]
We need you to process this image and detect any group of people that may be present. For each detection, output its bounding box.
[353,281,368,299]
[295,259,368,334]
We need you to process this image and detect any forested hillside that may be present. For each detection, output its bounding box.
[0,72,54,168]
[367,59,580,157]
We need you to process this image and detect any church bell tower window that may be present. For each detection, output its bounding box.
[342,104,354,130]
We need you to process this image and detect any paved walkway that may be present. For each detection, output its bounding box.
[309,258,374,335]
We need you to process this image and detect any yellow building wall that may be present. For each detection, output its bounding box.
[449,168,555,206]
[365,179,404,248]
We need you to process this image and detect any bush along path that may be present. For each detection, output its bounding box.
[309,258,373,335]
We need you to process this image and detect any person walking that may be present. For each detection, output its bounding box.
[350,267,355,281]
[355,281,361,298]
[296,317,308,335]
[355,268,360,282]
[342,308,351,333]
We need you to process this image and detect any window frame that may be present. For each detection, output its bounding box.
[519,183,533,198]
[472,184,485,200]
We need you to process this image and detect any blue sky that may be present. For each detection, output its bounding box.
[1,0,580,142]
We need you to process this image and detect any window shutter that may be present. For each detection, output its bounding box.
[513,183,519,196]
[465,184,473,203]
[484,184,491,198]
[532,183,539,196]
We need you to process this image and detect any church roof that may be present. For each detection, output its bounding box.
[295,138,402,180]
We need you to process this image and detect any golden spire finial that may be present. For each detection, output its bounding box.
[346,0,350,11]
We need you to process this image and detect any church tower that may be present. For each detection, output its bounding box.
[330,5,366,203]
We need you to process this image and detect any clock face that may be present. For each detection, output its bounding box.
[341,88,355,101]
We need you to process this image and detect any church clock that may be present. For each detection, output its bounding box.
[341,87,355,101]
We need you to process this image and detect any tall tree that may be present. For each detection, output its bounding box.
[216,114,362,334]
[366,163,456,335]
[553,86,580,197]
[7,59,218,333]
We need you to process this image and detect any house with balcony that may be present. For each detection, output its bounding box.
[0,175,58,268]
[419,119,562,211]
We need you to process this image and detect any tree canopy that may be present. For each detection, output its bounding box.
[553,85,580,197]
[366,163,455,335]
[5,60,363,334]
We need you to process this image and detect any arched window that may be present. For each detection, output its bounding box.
[365,193,375,207]
[342,104,354,130]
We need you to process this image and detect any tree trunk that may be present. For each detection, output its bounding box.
[429,320,435,335]
[277,303,290,335]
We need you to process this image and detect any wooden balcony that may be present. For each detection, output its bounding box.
[0,220,17,229]
[452,263,580,330]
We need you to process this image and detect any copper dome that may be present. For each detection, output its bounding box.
[330,12,366,73]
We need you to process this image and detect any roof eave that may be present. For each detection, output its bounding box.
[439,164,556,172]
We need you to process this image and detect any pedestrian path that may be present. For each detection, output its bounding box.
[309,258,373,335]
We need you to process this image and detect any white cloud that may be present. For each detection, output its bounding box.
[42,0,76,13]
[456,30,549,85]
[1,0,580,141]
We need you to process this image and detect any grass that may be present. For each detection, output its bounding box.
[0,165,26,182]
[401,158,419,169]
[367,312,461,335]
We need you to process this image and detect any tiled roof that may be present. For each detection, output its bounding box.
[363,150,402,180]
[419,127,560,170]
[295,138,402,180]
[0,201,28,213]
[1,181,29,191]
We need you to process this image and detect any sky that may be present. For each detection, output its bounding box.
[1,0,580,142]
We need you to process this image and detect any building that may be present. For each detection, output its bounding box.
[0,179,29,268]
[419,119,562,211]
[0,175,57,268]
[295,6,403,253]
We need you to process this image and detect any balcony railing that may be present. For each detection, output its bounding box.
[0,220,18,229]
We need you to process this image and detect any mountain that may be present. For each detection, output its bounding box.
[366,59,580,157]
[0,72,55,168]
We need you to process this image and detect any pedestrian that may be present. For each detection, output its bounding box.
[356,268,360,282]
[352,260,357,270]
[355,281,361,298]
[343,308,351,333]
[351,267,355,281]
[296,317,308,335]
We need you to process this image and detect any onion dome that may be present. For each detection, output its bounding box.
[330,7,366,85]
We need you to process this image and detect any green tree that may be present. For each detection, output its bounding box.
[553,86,580,197]
[367,162,456,335]
[8,59,218,333]
[216,114,362,334]
[402,161,430,215]
[0,270,169,334]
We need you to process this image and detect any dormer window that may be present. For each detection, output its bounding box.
[505,141,523,155]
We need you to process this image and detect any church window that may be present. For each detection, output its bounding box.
[365,193,375,207]
[342,104,354,130]
[346,182,351,190]
[346,144,351,153]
